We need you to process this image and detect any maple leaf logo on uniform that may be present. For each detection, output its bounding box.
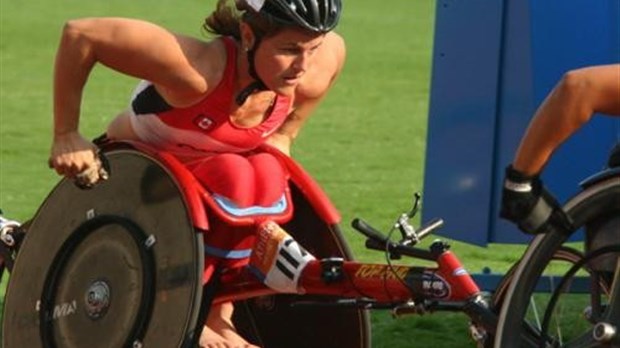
[193,114,214,130]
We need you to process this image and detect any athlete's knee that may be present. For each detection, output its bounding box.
[193,154,256,207]
[248,153,287,206]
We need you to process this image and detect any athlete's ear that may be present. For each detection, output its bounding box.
[239,22,256,52]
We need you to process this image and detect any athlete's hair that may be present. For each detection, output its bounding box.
[203,0,283,40]
[203,0,342,40]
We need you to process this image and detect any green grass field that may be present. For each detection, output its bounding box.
[0,0,531,346]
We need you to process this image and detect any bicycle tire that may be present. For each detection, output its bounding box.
[471,246,585,348]
[495,174,620,347]
[491,246,585,310]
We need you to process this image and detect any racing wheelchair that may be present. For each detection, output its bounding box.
[0,140,618,347]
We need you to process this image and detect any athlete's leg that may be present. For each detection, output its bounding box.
[199,236,259,348]
[199,302,260,348]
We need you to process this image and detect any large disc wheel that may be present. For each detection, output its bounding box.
[40,215,155,347]
[3,148,204,348]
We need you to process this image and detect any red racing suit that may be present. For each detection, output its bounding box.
[126,36,294,281]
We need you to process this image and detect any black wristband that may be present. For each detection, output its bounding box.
[505,164,538,183]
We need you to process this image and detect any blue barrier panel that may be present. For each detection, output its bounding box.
[423,0,620,245]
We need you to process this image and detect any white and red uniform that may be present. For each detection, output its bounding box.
[128,37,291,161]
[126,37,294,278]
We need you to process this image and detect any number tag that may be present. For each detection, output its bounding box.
[249,221,315,293]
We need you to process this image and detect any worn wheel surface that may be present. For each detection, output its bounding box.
[2,149,204,348]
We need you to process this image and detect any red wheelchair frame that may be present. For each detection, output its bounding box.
[0,140,534,348]
[105,141,498,346]
[112,141,482,302]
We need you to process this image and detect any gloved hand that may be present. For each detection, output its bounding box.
[500,165,574,234]
[49,132,111,190]
[74,151,110,190]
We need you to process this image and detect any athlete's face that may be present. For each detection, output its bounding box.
[254,28,326,96]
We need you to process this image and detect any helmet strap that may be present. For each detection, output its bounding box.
[235,39,268,105]
[235,80,267,105]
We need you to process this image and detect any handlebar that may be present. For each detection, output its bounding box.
[351,218,390,243]
[416,218,444,241]
[351,218,436,261]
[351,191,446,261]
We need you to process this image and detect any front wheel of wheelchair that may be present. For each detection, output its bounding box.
[2,148,205,348]
[495,174,620,348]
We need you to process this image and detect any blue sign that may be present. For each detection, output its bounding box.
[423,0,620,245]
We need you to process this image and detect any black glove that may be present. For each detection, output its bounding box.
[500,165,574,234]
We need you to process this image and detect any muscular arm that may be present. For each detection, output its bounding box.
[50,17,213,177]
[265,97,323,155]
[512,64,620,176]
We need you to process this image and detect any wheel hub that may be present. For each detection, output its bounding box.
[593,322,616,342]
[85,280,111,320]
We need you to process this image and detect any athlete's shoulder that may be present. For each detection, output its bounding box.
[294,32,345,100]
[157,36,230,107]
[174,35,228,73]
[325,32,346,70]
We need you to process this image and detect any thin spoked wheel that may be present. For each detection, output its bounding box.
[495,174,620,347]
[480,246,595,348]
[492,246,587,308]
